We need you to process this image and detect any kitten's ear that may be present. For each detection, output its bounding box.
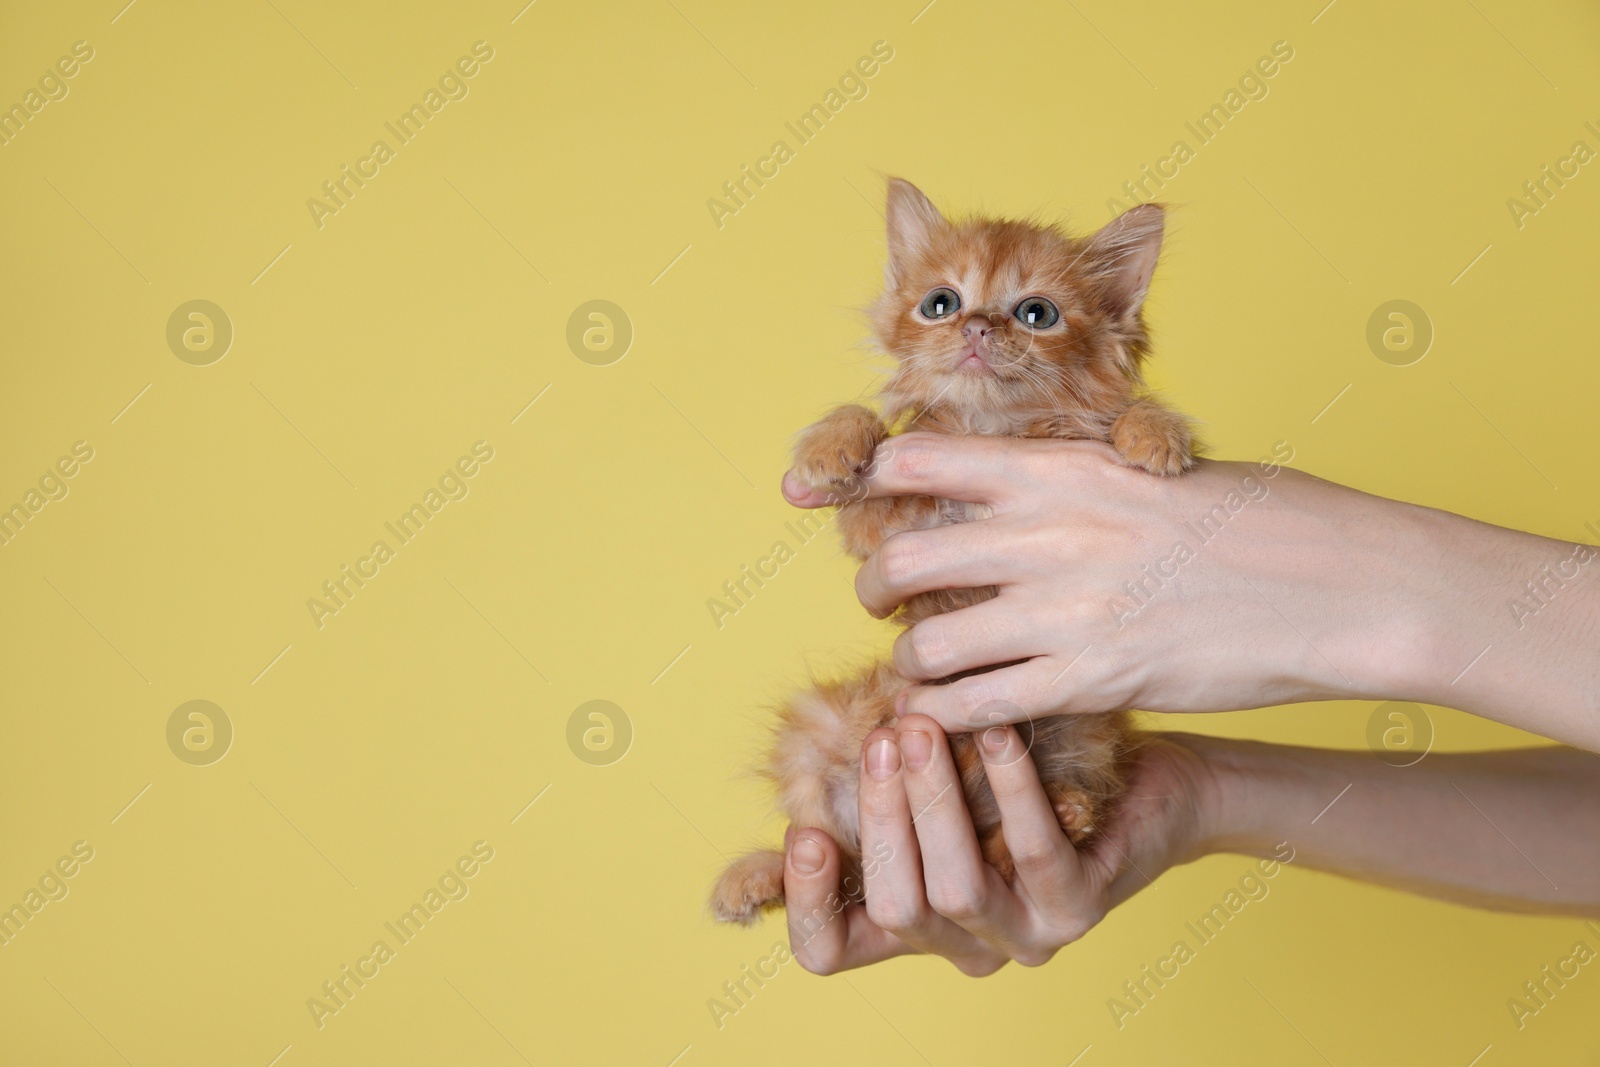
[1085,203,1165,319]
[884,178,946,282]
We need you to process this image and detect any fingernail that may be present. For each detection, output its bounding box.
[900,729,931,771]
[982,726,1009,755]
[867,738,900,779]
[892,690,910,717]
[791,837,824,874]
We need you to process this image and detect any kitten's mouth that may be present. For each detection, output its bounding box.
[956,350,992,373]
[954,338,1031,374]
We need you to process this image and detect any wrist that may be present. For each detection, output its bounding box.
[1335,499,1460,703]
[1165,733,1288,861]
[1346,498,1600,747]
[1295,480,1500,707]
[1213,468,1449,709]
[1154,733,1251,863]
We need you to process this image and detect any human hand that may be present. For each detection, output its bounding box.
[783,725,1600,974]
[781,433,1600,747]
[781,720,1217,975]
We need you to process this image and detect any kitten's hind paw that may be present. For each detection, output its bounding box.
[1046,784,1100,846]
[708,849,787,926]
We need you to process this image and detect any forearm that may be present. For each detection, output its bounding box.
[1368,502,1600,750]
[1241,469,1600,749]
[1181,734,1600,916]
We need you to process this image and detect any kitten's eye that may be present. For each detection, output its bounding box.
[1015,297,1060,329]
[919,288,961,319]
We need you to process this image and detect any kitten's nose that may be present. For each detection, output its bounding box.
[963,314,1003,342]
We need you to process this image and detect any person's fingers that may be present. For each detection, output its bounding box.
[854,433,1042,507]
[856,728,1001,972]
[890,599,1043,680]
[856,730,934,937]
[895,717,991,896]
[784,435,1124,511]
[896,716,1026,948]
[784,829,847,970]
[974,725,1085,923]
[853,524,1018,620]
[783,828,908,974]
[781,469,836,509]
[896,656,1090,730]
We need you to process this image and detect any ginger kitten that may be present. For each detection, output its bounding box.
[709,179,1195,926]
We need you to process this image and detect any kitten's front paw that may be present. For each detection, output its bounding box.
[1110,402,1194,477]
[708,850,786,926]
[792,405,885,496]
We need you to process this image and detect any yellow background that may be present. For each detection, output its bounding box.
[2,0,1598,1063]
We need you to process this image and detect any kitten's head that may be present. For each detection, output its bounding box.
[872,178,1165,418]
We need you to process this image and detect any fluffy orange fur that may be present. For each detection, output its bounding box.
[709,179,1195,925]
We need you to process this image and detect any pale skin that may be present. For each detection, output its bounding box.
[775,434,1600,975]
